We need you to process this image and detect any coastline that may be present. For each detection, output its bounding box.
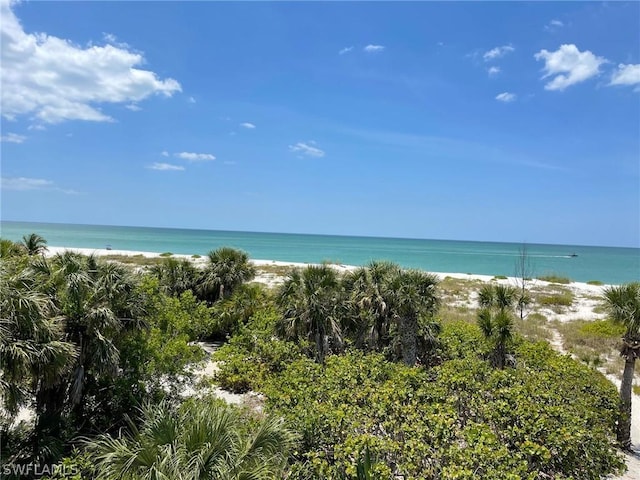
[44,245,611,293]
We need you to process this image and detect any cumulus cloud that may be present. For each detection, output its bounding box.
[175,152,215,161]
[363,44,385,53]
[148,162,184,171]
[161,150,169,157]
[1,132,27,143]
[288,141,325,158]
[483,45,514,61]
[487,66,501,76]
[495,92,516,102]
[188,96,196,104]
[339,46,353,55]
[240,122,256,129]
[1,0,181,123]
[125,103,141,111]
[610,63,640,87]
[534,44,606,91]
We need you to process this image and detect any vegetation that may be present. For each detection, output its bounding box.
[537,274,572,284]
[602,282,640,450]
[0,234,633,479]
[86,399,296,479]
[587,280,604,286]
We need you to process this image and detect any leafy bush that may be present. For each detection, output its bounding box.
[214,307,303,392]
[261,334,623,479]
[579,319,625,338]
[587,280,604,286]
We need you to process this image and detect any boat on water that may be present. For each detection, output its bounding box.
[568,253,578,258]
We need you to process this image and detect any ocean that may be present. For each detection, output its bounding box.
[1,221,638,284]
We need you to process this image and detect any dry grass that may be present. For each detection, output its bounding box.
[514,312,552,342]
[102,254,166,266]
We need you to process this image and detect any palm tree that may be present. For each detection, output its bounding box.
[30,252,141,435]
[87,399,296,480]
[198,247,256,303]
[387,269,440,366]
[477,284,516,369]
[276,265,343,364]
[603,282,640,450]
[21,233,48,256]
[151,257,199,297]
[0,238,26,258]
[0,258,76,460]
[343,261,398,351]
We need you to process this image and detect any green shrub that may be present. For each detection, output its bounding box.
[493,275,508,280]
[159,251,173,257]
[191,254,201,259]
[538,292,574,307]
[213,307,303,392]
[262,344,623,479]
[587,280,604,286]
[579,319,625,338]
[537,274,572,284]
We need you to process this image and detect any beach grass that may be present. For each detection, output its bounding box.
[537,274,572,284]
[102,254,166,266]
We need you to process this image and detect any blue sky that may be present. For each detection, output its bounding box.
[1,1,639,247]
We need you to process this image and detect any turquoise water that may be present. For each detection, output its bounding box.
[1,221,638,284]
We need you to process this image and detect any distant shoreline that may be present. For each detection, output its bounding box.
[44,245,611,292]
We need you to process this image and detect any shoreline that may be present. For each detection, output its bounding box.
[44,245,612,293]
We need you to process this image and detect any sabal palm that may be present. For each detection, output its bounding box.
[151,257,199,297]
[0,259,76,460]
[30,252,140,426]
[478,284,517,312]
[477,308,513,369]
[0,238,25,258]
[88,399,296,480]
[343,261,398,350]
[198,248,256,303]
[0,262,75,411]
[21,233,48,256]
[277,265,342,364]
[387,269,440,366]
[603,282,640,449]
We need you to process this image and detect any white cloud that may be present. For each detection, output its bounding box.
[610,63,640,87]
[488,66,501,76]
[1,0,181,123]
[495,92,516,102]
[188,96,196,104]
[363,44,385,53]
[1,175,79,194]
[161,150,169,157]
[148,162,184,171]
[339,46,353,55]
[288,141,325,158]
[175,152,215,162]
[1,176,52,190]
[545,19,564,31]
[125,103,141,111]
[483,45,515,61]
[1,132,27,143]
[534,44,606,91]
[240,122,256,129]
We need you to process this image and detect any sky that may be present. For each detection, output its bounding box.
[1,1,639,248]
